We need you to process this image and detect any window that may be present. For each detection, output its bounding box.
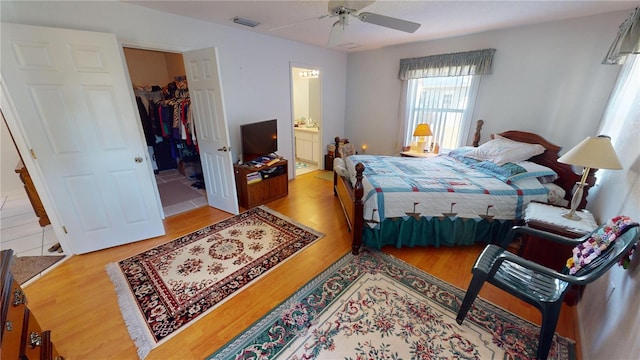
[399,49,495,151]
[404,75,479,150]
[595,54,639,189]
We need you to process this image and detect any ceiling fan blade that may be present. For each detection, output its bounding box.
[358,12,421,33]
[328,20,345,47]
[328,0,374,14]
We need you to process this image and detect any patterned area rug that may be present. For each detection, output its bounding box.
[208,249,576,360]
[106,206,324,359]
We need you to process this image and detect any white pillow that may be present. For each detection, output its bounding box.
[464,134,546,166]
[333,157,348,178]
[514,161,559,183]
[338,143,355,158]
[543,183,568,206]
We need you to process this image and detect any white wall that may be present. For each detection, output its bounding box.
[0,0,347,176]
[345,11,627,155]
[578,60,640,359]
[292,74,310,122]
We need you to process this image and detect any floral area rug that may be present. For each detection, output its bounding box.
[208,249,576,360]
[106,206,324,359]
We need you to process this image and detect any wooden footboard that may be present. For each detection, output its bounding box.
[334,172,354,231]
[334,162,365,254]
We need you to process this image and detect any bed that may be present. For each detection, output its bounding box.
[333,121,596,255]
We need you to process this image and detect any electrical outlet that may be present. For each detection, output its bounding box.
[605,281,616,303]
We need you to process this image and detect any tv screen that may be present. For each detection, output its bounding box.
[241,119,278,163]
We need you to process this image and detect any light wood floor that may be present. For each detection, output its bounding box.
[21,171,581,359]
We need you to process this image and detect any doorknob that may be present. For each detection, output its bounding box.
[217,146,229,152]
[135,157,144,163]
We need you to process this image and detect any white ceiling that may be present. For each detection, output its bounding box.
[126,1,637,52]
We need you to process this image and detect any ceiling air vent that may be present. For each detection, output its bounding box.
[233,17,260,28]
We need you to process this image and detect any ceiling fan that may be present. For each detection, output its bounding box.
[270,1,421,47]
[327,1,421,45]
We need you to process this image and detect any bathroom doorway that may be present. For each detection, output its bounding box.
[291,65,322,177]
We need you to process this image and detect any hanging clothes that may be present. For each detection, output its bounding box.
[133,80,200,173]
[135,96,155,145]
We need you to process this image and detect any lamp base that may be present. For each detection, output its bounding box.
[561,211,582,221]
[416,141,426,153]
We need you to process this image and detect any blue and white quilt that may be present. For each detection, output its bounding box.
[344,154,549,227]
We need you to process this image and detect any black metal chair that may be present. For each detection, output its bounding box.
[456,222,639,360]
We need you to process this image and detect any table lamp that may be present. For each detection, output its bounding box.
[557,135,622,220]
[413,123,432,152]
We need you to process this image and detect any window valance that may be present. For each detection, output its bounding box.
[603,7,640,65]
[399,48,496,80]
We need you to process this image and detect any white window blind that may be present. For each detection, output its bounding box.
[399,49,494,151]
[404,75,479,150]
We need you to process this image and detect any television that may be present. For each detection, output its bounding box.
[241,119,278,163]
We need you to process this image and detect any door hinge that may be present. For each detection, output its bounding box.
[30,148,37,159]
[62,226,68,234]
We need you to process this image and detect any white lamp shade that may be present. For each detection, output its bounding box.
[558,136,622,170]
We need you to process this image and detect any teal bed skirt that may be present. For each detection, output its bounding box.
[362,216,518,249]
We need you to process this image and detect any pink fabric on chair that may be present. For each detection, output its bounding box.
[566,216,638,274]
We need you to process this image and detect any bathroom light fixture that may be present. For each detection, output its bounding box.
[233,16,260,28]
[299,70,320,78]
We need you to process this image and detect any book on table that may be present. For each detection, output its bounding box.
[246,172,262,184]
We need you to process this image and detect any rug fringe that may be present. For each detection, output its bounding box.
[106,263,154,359]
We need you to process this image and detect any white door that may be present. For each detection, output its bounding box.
[183,48,239,215]
[0,23,165,254]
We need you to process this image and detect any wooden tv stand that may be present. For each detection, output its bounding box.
[233,159,288,209]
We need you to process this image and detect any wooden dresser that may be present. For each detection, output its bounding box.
[233,159,288,209]
[1,250,64,359]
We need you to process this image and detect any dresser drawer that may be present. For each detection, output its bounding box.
[1,250,64,360]
[22,309,48,360]
[3,280,28,359]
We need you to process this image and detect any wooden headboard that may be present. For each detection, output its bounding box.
[496,130,594,209]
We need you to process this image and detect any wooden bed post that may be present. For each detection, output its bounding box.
[333,137,340,196]
[352,162,365,255]
[472,119,484,147]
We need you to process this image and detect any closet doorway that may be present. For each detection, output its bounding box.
[123,48,207,217]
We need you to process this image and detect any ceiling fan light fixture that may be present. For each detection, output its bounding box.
[232,16,260,28]
[337,42,362,49]
[339,13,350,28]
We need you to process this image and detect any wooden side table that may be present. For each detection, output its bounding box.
[324,154,334,171]
[519,202,598,305]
